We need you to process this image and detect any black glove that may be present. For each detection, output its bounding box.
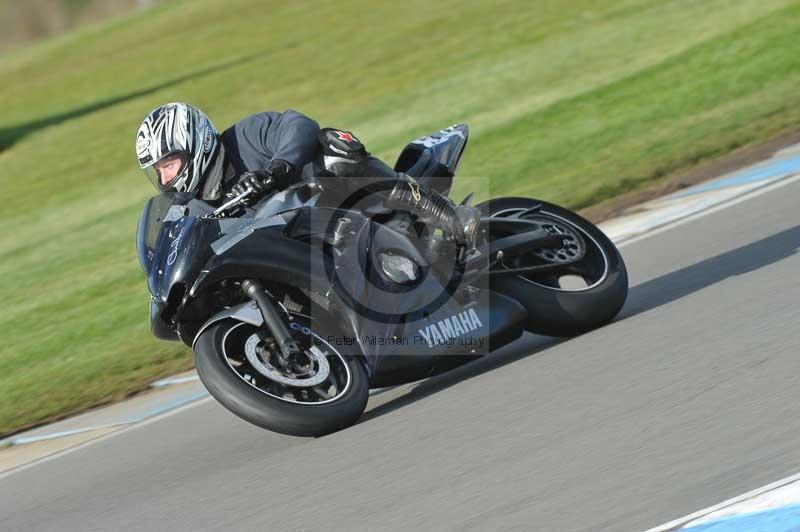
[264,159,294,188]
[231,170,272,198]
[229,160,295,205]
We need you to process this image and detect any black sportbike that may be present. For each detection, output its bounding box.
[137,124,628,436]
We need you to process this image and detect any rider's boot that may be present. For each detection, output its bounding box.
[384,174,480,249]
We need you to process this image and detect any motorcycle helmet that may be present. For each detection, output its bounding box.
[136,102,219,192]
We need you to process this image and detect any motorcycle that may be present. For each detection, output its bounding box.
[136,124,628,436]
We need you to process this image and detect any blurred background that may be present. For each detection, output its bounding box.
[0,0,158,52]
[2,0,799,437]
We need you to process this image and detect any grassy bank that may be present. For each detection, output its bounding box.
[2,0,799,435]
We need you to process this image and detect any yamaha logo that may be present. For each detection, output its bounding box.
[418,308,483,348]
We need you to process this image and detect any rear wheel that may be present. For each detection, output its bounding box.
[477,197,628,336]
[194,310,369,437]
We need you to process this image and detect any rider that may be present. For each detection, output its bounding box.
[135,102,479,248]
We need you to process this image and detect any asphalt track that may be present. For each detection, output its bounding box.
[2,179,799,532]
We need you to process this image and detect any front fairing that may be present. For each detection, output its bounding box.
[136,192,220,337]
[137,192,194,277]
[137,192,190,299]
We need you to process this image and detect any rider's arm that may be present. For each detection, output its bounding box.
[222,109,321,189]
[263,109,321,184]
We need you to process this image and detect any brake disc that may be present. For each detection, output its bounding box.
[244,334,331,387]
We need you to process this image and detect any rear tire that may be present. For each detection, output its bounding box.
[194,316,369,437]
[477,197,628,337]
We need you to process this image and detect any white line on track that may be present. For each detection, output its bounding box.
[615,173,800,249]
[641,470,800,532]
[0,396,213,480]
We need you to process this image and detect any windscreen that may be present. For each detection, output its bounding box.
[136,192,195,274]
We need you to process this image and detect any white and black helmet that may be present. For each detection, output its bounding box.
[136,102,219,192]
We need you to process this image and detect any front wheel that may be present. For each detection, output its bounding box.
[477,197,628,337]
[194,313,369,437]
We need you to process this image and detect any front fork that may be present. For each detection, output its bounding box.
[240,279,301,365]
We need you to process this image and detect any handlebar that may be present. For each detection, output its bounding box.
[204,177,317,219]
[207,186,255,218]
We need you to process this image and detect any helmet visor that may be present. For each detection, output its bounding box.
[143,151,190,192]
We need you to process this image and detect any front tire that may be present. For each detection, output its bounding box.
[194,316,369,437]
[477,197,628,337]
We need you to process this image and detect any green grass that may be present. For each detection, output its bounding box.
[2,0,800,435]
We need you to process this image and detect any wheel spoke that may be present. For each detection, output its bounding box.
[312,384,333,400]
[486,206,608,291]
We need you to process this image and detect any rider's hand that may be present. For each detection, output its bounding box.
[265,159,294,188]
[228,160,294,206]
[230,170,274,203]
